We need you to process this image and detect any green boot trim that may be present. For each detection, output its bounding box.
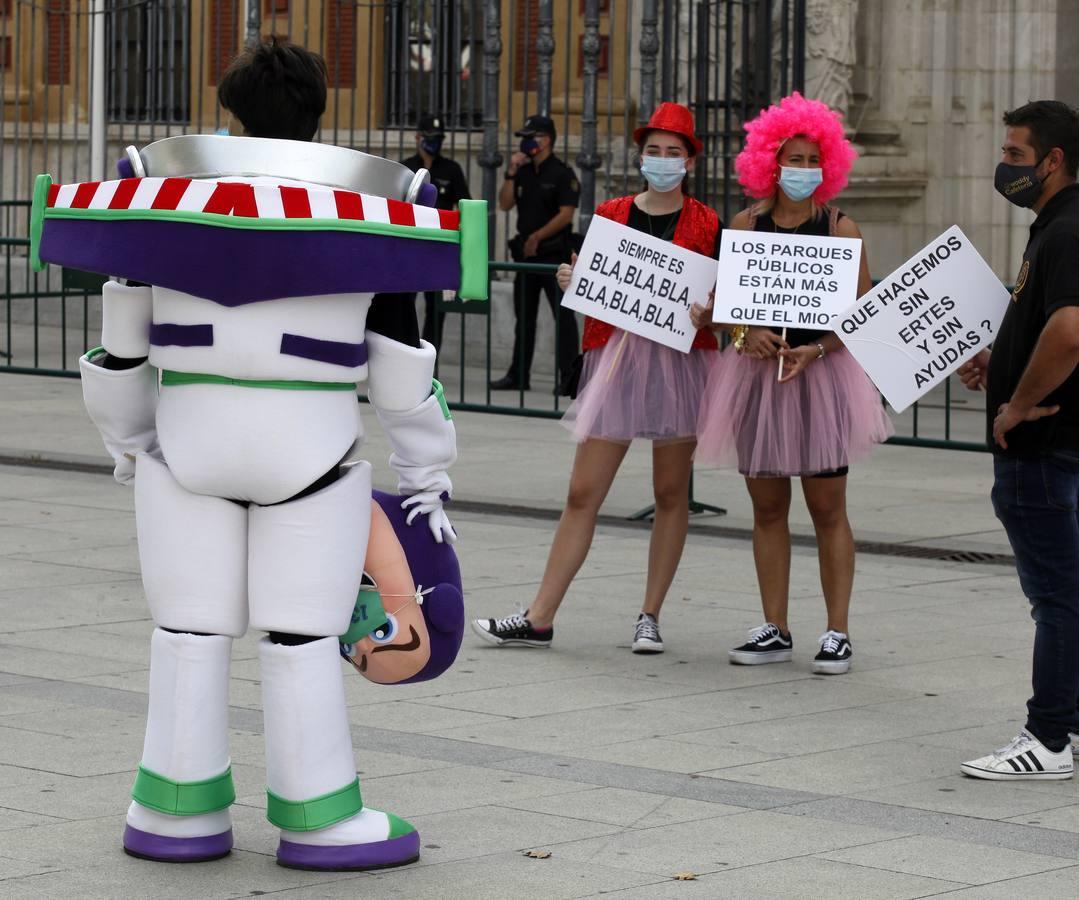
[266,778,362,832]
[132,765,236,816]
[385,811,416,839]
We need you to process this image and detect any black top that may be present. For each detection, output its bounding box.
[625,203,723,257]
[753,209,842,347]
[403,152,471,212]
[513,154,579,238]
[986,183,1079,455]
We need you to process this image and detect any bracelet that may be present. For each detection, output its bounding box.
[815,342,826,360]
[732,325,749,351]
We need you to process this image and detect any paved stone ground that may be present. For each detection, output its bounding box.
[1,375,1077,898]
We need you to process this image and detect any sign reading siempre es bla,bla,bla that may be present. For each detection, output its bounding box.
[561,215,717,353]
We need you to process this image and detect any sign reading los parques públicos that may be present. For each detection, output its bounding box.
[561,215,717,353]
[711,230,862,331]
[835,225,1010,413]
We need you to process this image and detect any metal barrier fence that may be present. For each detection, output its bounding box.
[0,223,990,453]
[0,0,988,450]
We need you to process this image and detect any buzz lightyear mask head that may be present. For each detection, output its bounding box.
[339,490,463,685]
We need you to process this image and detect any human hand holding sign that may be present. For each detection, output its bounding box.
[958,349,990,391]
[743,326,788,360]
[777,344,820,383]
[688,287,716,330]
[992,401,1060,450]
[556,252,577,291]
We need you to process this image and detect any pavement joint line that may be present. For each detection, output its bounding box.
[0,451,1016,567]
[11,671,1079,862]
[774,797,1079,861]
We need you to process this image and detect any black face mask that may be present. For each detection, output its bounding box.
[994,155,1047,208]
[421,136,444,156]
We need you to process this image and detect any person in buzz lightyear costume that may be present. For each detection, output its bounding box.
[30,39,486,871]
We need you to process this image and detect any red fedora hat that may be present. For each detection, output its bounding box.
[632,102,704,156]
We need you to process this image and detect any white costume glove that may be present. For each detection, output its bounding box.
[365,331,458,542]
[401,491,458,544]
[79,349,159,485]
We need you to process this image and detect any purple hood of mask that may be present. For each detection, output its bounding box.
[371,489,463,683]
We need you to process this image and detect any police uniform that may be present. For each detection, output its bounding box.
[402,149,471,348]
[497,117,580,392]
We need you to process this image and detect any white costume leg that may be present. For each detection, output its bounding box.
[135,453,249,638]
[248,461,371,637]
[123,629,235,861]
[251,462,419,870]
[124,454,247,861]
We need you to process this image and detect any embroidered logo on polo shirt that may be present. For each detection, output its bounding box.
[1012,259,1030,302]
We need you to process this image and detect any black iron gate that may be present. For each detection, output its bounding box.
[659,0,806,223]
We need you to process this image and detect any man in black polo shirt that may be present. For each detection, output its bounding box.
[491,114,580,394]
[403,113,471,349]
[958,100,1079,780]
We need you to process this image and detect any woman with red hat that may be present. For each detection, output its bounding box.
[472,102,720,654]
[692,93,893,675]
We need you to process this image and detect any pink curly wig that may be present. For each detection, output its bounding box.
[735,92,857,203]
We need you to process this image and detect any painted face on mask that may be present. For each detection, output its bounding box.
[778,166,823,202]
[640,155,687,192]
[995,156,1047,208]
[421,136,444,156]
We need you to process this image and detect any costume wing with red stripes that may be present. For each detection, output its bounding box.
[30,173,488,306]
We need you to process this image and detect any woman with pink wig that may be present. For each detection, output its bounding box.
[692,92,893,675]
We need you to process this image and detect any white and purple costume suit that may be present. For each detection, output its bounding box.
[30,136,487,869]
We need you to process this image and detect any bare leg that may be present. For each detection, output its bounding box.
[641,440,696,619]
[800,475,854,635]
[526,439,629,628]
[745,476,793,631]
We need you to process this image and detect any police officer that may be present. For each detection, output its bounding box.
[491,114,580,394]
[403,113,471,349]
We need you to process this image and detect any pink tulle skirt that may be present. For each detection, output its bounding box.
[561,331,716,444]
[696,346,894,476]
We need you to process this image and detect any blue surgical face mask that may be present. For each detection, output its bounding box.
[640,155,687,192]
[421,136,444,156]
[778,166,823,201]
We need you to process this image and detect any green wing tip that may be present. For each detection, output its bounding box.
[30,174,52,272]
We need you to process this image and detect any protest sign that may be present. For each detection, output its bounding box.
[561,215,717,353]
[835,225,1010,413]
[712,230,862,330]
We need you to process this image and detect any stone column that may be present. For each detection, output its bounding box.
[804,0,857,117]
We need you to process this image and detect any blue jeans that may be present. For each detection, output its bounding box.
[992,454,1079,751]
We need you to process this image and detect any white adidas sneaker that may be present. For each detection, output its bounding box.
[960,730,1074,781]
